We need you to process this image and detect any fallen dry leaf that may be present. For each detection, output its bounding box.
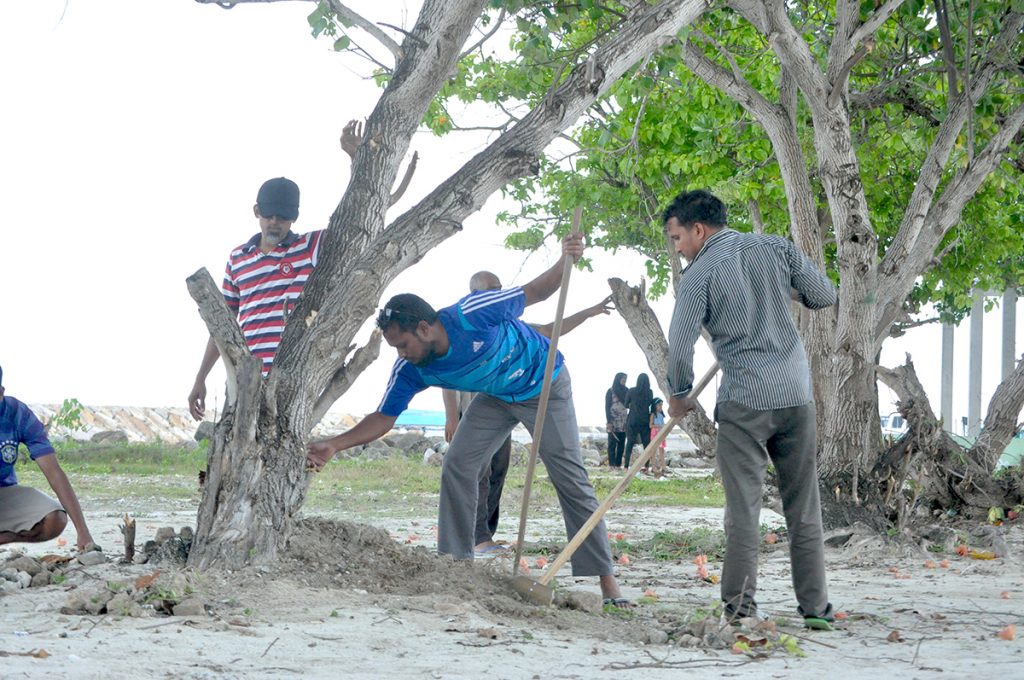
[614,532,626,540]
[1000,591,1011,599]
[134,571,161,591]
[997,624,1016,641]
[477,627,499,640]
[39,554,74,566]
[968,549,997,560]
[643,588,658,599]
[939,559,950,568]
[736,634,768,647]
[835,611,849,620]
[518,558,530,572]
[923,560,936,568]
[954,544,969,556]
[56,538,67,547]
[886,630,904,643]
[534,557,548,569]
[764,533,778,544]
[617,554,630,566]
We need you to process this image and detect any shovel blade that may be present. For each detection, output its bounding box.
[510,575,554,607]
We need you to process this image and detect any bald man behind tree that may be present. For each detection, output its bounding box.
[442,271,612,555]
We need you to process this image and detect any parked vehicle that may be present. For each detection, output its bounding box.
[880,413,909,438]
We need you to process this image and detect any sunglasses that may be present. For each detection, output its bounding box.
[377,307,415,324]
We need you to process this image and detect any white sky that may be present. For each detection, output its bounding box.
[1,1,1018,430]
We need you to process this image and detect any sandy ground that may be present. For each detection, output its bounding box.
[1,490,1022,680]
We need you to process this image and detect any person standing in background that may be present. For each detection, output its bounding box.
[623,373,653,468]
[605,373,628,470]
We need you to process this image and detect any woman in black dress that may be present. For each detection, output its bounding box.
[605,373,628,469]
[623,373,653,469]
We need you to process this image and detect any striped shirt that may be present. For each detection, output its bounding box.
[667,228,837,410]
[223,230,323,374]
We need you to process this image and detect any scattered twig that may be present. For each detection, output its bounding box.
[605,657,759,670]
[260,636,280,658]
[138,619,184,631]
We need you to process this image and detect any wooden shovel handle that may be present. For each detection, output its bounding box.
[512,206,584,574]
[538,361,720,585]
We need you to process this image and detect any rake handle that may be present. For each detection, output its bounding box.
[512,206,584,575]
[537,361,720,585]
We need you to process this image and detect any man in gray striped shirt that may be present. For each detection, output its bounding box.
[663,189,837,630]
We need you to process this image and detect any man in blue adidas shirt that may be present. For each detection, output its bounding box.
[0,365,95,552]
[308,235,630,605]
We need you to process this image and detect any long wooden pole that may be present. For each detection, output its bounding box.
[536,361,719,585]
[512,206,583,575]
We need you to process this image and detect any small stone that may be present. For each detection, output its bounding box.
[154,527,176,545]
[178,526,194,542]
[645,628,669,645]
[4,556,43,576]
[30,571,52,588]
[1,579,22,592]
[107,593,133,617]
[0,567,19,581]
[172,598,207,617]
[84,590,114,615]
[15,571,31,589]
[77,551,107,567]
[194,421,215,442]
[557,591,603,614]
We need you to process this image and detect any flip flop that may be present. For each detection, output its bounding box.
[474,545,510,558]
[603,597,635,609]
[803,616,834,631]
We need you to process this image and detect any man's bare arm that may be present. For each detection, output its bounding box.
[306,412,397,471]
[531,295,612,338]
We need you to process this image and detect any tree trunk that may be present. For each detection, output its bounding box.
[608,277,717,454]
[970,353,1024,470]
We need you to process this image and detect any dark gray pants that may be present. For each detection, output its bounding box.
[438,370,614,576]
[475,435,512,545]
[715,401,832,619]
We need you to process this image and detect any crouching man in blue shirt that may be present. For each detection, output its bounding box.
[0,365,95,552]
[308,234,630,605]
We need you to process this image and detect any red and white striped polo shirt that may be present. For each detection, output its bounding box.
[222,230,324,374]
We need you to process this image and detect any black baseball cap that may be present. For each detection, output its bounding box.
[256,177,300,221]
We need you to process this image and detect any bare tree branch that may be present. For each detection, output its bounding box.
[186,268,261,415]
[850,0,905,49]
[934,0,961,98]
[460,8,506,59]
[389,152,419,206]
[310,331,382,426]
[326,0,403,63]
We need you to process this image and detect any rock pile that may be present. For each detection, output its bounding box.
[0,548,106,592]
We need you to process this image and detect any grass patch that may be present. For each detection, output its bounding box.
[48,441,208,476]
[19,443,724,518]
[611,527,727,561]
[305,458,442,513]
[503,470,724,509]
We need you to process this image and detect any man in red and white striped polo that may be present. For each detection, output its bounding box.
[187,176,321,421]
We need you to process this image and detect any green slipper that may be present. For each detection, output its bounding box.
[804,616,834,631]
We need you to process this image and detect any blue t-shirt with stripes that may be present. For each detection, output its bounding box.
[377,287,563,417]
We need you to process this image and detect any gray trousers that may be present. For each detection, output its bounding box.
[715,401,832,619]
[438,370,614,576]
